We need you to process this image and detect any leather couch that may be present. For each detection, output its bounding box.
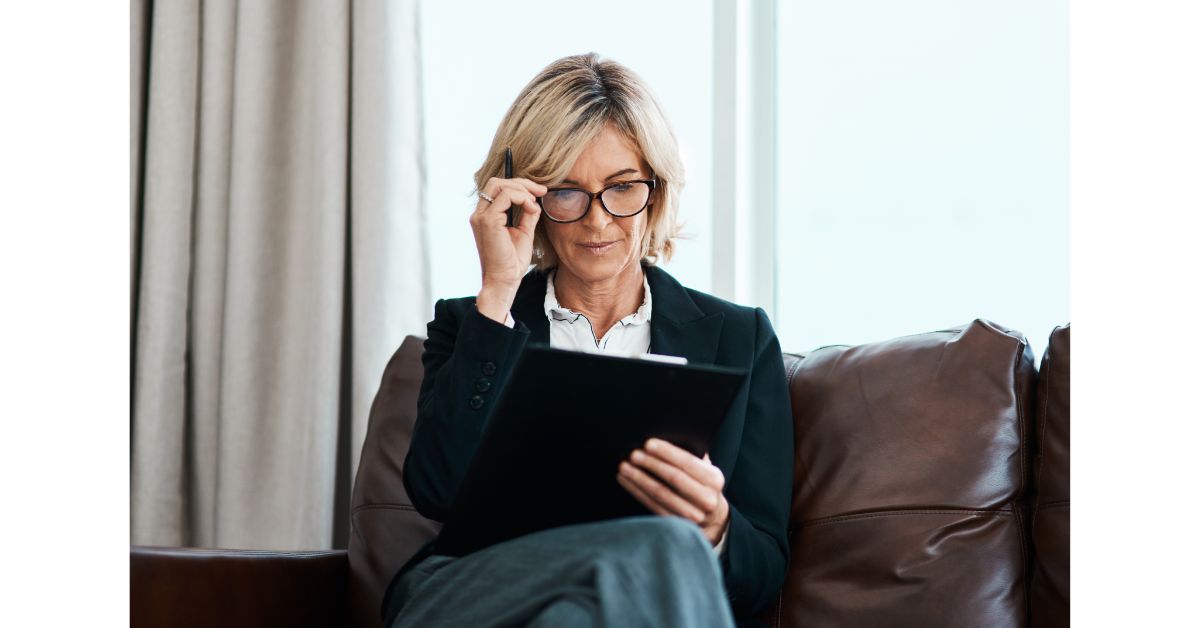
[131,320,1070,627]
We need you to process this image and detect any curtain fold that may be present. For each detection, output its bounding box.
[131,0,426,551]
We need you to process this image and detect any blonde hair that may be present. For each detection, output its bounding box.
[474,53,685,270]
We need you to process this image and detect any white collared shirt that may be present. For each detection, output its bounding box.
[545,268,652,354]
[501,268,651,355]
[501,268,728,555]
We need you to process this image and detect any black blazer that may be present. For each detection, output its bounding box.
[392,263,794,621]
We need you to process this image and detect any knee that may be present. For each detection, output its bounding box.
[618,516,712,555]
[604,517,724,588]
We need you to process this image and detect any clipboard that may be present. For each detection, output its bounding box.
[434,344,748,557]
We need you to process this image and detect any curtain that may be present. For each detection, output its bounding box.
[131,0,428,550]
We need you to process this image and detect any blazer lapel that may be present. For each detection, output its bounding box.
[509,268,550,345]
[645,265,725,366]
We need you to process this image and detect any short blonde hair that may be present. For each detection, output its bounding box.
[474,53,685,270]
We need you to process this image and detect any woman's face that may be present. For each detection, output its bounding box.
[543,125,651,284]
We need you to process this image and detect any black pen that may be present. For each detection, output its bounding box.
[504,148,519,228]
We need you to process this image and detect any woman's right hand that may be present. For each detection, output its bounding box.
[470,176,546,321]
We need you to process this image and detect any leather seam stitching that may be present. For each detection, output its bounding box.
[800,508,1013,528]
[351,503,420,515]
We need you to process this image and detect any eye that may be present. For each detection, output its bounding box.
[547,189,587,202]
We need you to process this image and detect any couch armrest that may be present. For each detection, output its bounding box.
[131,546,349,628]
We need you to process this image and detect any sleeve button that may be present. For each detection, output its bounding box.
[481,361,498,376]
[468,395,485,410]
[474,378,492,393]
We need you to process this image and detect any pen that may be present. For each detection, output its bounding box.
[504,148,518,228]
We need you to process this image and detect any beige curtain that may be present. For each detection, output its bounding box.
[131,0,428,550]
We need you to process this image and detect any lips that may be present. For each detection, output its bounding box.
[579,240,619,255]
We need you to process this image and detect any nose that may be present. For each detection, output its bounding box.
[581,195,612,232]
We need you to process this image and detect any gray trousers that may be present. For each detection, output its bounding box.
[388,515,736,628]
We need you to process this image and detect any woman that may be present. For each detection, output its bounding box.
[383,53,794,628]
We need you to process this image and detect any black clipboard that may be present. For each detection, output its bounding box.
[434,344,748,557]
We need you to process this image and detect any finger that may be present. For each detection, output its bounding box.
[475,186,532,210]
[486,193,540,233]
[616,473,671,517]
[507,191,543,235]
[474,188,537,221]
[476,178,545,231]
[619,461,705,522]
[644,438,725,489]
[484,177,548,199]
[630,448,718,514]
[515,201,541,237]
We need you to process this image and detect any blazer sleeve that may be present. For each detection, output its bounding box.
[402,298,532,522]
[719,307,795,617]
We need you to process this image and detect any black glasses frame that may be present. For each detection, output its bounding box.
[537,179,657,223]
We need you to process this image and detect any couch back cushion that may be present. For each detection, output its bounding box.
[777,319,1037,628]
[1031,324,1070,626]
[347,336,442,628]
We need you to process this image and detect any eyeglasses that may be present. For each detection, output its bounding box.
[537,179,656,223]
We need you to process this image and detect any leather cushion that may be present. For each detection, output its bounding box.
[347,336,442,628]
[1031,324,1070,626]
[778,319,1037,628]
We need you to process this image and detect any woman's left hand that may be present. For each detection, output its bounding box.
[617,438,730,546]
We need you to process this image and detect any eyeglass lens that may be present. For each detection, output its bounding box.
[541,181,651,222]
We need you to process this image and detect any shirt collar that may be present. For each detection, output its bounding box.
[544,267,652,326]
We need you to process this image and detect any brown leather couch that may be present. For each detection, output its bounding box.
[131,320,1070,628]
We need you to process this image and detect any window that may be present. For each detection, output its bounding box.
[419,0,1068,358]
[774,0,1069,357]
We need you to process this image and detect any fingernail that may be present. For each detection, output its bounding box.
[646,439,659,451]
[619,462,631,475]
[631,449,644,463]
